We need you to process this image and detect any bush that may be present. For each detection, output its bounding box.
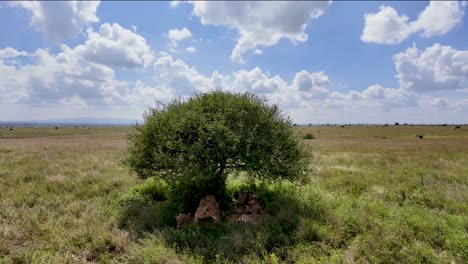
[126,91,310,212]
[303,133,315,140]
[123,177,168,202]
[117,178,175,231]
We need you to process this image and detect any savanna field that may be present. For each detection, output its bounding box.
[0,125,467,263]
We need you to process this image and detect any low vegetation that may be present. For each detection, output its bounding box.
[1,125,467,263]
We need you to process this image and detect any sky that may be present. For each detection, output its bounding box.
[0,1,467,124]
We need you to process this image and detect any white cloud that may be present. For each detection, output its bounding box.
[234,67,288,94]
[362,1,465,44]
[0,47,116,105]
[151,56,418,111]
[153,54,221,94]
[0,25,163,107]
[185,46,197,53]
[291,70,330,99]
[345,85,417,108]
[148,53,424,111]
[167,27,192,41]
[0,47,28,60]
[413,1,465,37]
[188,1,330,63]
[254,49,263,55]
[167,27,193,52]
[394,43,468,91]
[9,1,100,42]
[74,23,155,69]
[361,6,412,44]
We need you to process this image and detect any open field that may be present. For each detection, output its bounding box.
[0,125,467,263]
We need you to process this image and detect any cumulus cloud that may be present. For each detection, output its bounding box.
[0,47,28,60]
[0,23,164,107]
[154,55,212,96]
[394,43,468,91]
[167,27,192,41]
[362,1,465,44]
[167,27,193,52]
[0,47,115,105]
[149,54,418,111]
[234,67,288,94]
[188,1,331,63]
[414,1,465,37]
[0,47,170,107]
[361,6,412,44]
[345,85,417,108]
[74,23,155,69]
[9,1,100,42]
[291,70,330,100]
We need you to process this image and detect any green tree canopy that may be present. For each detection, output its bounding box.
[126,91,309,210]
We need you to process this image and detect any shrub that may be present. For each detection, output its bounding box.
[117,178,174,231]
[303,133,315,140]
[126,91,310,212]
[125,177,168,202]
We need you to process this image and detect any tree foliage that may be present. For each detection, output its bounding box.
[126,91,309,210]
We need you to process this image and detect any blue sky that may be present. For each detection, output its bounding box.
[0,1,467,124]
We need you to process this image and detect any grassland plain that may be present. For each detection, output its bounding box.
[0,125,467,263]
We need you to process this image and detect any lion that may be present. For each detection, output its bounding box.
[194,194,221,223]
[175,213,193,228]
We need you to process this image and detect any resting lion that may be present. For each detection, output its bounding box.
[194,194,221,223]
[175,213,193,228]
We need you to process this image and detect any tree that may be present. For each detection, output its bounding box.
[126,91,310,211]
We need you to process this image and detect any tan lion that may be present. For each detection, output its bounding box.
[194,194,221,223]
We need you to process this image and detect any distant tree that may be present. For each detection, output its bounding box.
[126,91,310,211]
[395,122,399,126]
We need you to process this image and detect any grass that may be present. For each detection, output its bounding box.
[0,125,467,263]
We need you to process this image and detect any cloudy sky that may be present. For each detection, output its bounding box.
[1,1,467,124]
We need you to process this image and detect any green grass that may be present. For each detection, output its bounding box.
[0,126,129,139]
[0,126,467,263]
